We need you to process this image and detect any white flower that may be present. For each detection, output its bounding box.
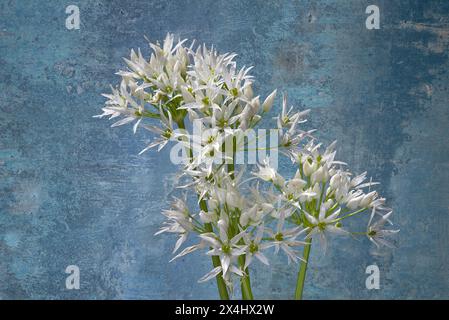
[360,191,377,208]
[262,89,277,113]
[139,106,178,153]
[180,165,229,201]
[199,210,218,224]
[94,80,144,130]
[253,159,285,186]
[239,204,265,227]
[98,34,398,296]
[199,220,245,285]
[304,204,348,252]
[346,193,364,210]
[277,94,309,129]
[302,158,317,177]
[298,183,320,203]
[266,211,308,264]
[311,166,328,184]
[367,210,399,248]
[241,225,270,269]
[155,197,195,254]
[282,178,307,201]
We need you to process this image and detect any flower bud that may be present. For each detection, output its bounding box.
[303,158,316,176]
[262,89,277,113]
[293,169,302,180]
[273,173,285,187]
[329,174,339,188]
[181,86,195,103]
[261,203,274,213]
[217,219,228,241]
[347,195,363,210]
[239,212,250,226]
[250,96,260,114]
[207,199,219,211]
[312,183,321,199]
[360,191,377,208]
[174,60,181,73]
[288,178,307,190]
[244,82,253,99]
[226,191,241,209]
[199,210,217,223]
[251,114,261,126]
[324,199,334,210]
[311,166,325,184]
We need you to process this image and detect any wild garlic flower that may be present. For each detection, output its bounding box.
[265,211,309,264]
[367,210,399,248]
[254,158,285,187]
[241,225,270,269]
[155,197,197,254]
[303,204,347,252]
[96,33,398,297]
[199,218,246,286]
[253,140,397,254]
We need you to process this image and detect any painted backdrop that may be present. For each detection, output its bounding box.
[1,0,448,299]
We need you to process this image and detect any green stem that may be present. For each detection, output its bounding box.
[295,238,312,300]
[176,118,229,300]
[227,137,253,300]
[204,220,230,300]
[238,256,254,300]
[334,207,368,222]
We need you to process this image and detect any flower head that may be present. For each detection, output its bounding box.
[97,34,398,296]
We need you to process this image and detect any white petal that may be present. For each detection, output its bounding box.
[230,265,244,277]
[303,211,318,225]
[326,225,349,236]
[133,118,142,134]
[111,116,135,127]
[325,208,341,222]
[230,231,246,245]
[319,204,326,220]
[198,266,222,283]
[221,255,231,275]
[170,244,200,262]
[255,252,270,266]
[172,233,187,254]
[199,233,221,248]
[318,232,328,254]
[262,89,277,113]
[244,254,253,270]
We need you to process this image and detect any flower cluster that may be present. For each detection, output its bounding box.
[96,33,399,298]
[254,140,399,252]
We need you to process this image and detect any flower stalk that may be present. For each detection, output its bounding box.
[228,140,253,300]
[204,221,230,300]
[295,238,312,300]
[179,118,229,299]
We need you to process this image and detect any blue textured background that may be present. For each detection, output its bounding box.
[1,0,448,299]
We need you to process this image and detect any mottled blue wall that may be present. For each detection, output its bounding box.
[1,0,448,299]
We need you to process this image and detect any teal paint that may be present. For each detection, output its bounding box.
[0,0,448,299]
